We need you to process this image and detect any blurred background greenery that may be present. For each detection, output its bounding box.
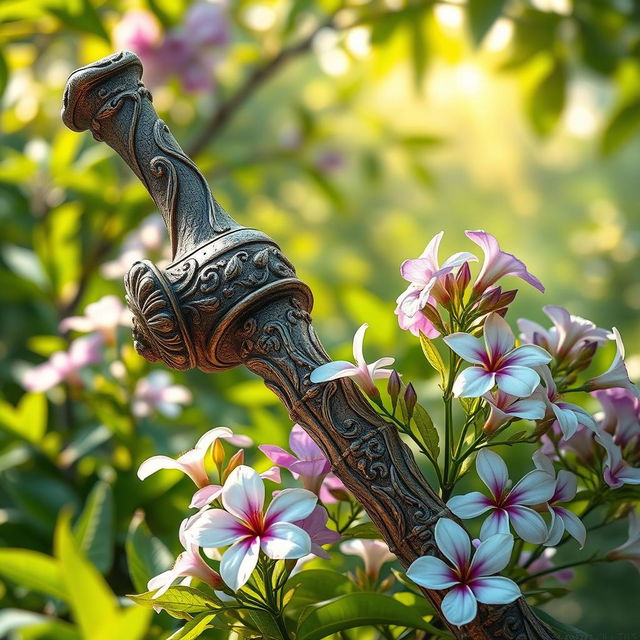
[1,0,639,637]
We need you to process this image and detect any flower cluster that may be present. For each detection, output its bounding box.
[113,3,230,93]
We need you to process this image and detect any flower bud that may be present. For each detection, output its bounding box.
[222,449,244,482]
[387,370,401,411]
[404,383,417,420]
[212,438,225,474]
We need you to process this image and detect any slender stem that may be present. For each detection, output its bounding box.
[518,556,605,585]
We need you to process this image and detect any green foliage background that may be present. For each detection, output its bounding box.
[1,0,639,637]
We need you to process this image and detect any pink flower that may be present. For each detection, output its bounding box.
[394,289,440,337]
[536,365,597,440]
[59,295,132,344]
[482,389,546,433]
[585,328,640,397]
[398,232,477,318]
[593,388,640,450]
[607,509,640,572]
[520,548,574,583]
[184,2,230,47]
[407,519,521,627]
[295,505,340,558]
[112,9,162,55]
[22,334,103,392]
[138,427,251,488]
[186,466,317,590]
[132,371,192,418]
[319,473,348,503]
[465,230,544,295]
[148,517,222,598]
[518,306,609,368]
[443,312,551,398]
[595,431,640,489]
[260,424,330,495]
[340,539,396,580]
[447,448,554,544]
[532,450,586,548]
[310,324,395,397]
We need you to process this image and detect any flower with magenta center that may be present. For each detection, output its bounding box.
[444,312,552,398]
[407,518,521,627]
[310,324,395,398]
[465,230,544,295]
[186,465,317,590]
[447,449,554,543]
[482,389,546,433]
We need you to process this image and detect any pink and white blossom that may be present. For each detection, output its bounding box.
[518,306,609,367]
[532,450,586,548]
[595,431,640,489]
[397,231,477,318]
[585,328,640,397]
[447,449,554,544]
[295,505,340,559]
[340,539,396,580]
[132,370,193,418]
[607,509,640,572]
[536,365,597,440]
[187,466,317,590]
[407,519,521,627]
[593,388,640,451]
[59,295,132,344]
[443,312,551,398]
[148,518,222,598]
[395,288,440,337]
[260,424,331,495]
[465,230,544,295]
[22,334,103,392]
[138,427,251,488]
[482,390,546,433]
[310,324,395,397]
[519,548,575,583]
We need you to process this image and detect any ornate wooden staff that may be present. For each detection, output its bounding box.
[62,51,557,640]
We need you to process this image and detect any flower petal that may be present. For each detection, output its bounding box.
[435,518,471,570]
[443,333,487,365]
[441,585,478,627]
[265,488,317,524]
[453,367,495,398]
[261,522,311,559]
[483,313,515,363]
[289,424,324,460]
[220,537,260,590]
[552,404,579,441]
[508,469,555,505]
[479,509,509,539]
[310,361,358,383]
[222,465,265,522]
[190,485,223,509]
[407,556,459,589]
[469,533,513,577]
[194,426,234,451]
[470,576,521,605]
[555,507,586,548]
[258,445,298,470]
[352,324,368,366]
[553,470,577,503]
[495,365,540,397]
[447,492,493,519]
[504,344,552,368]
[475,449,509,500]
[507,505,548,544]
[186,509,248,548]
[137,455,185,481]
[544,507,564,547]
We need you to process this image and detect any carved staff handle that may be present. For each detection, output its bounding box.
[62,51,556,640]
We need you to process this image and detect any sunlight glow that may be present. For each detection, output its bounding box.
[434,4,465,30]
[484,18,514,52]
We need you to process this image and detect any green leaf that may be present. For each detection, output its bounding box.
[0,550,68,601]
[0,610,79,640]
[532,607,590,638]
[284,570,356,612]
[45,0,109,41]
[467,0,507,46]
[55,511,119,640]
[129,586,220,615]
[167,612,217,640]
[408,15,428,91]
[296,592,441,640]
[419,332,446,384]
[0,392,47,444]
[340,522,381,539]
[0,50,8,101]
[246,609,287,640]
[527,58,567,137]
[112,605,152,640]
[412,403,440,459]
[600,98,640,155]
[126,511,173,593]
[73,481,114,574]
